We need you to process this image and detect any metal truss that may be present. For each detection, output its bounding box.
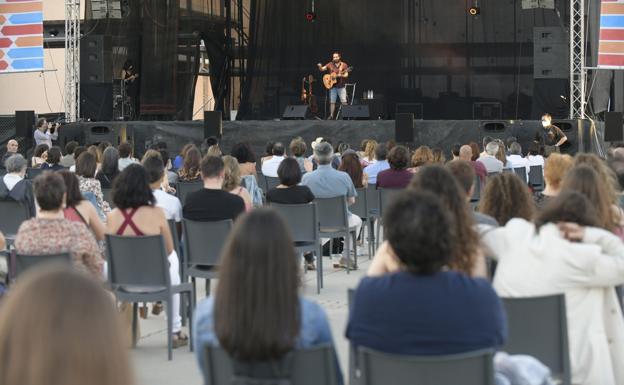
[64,0,80,122]
[569,0,586,119]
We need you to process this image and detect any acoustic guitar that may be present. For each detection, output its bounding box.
[322,66,353,90]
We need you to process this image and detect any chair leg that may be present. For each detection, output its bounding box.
[132,302,139,348]
[345,232,351,274]
[205,279,211,297]
[167,296,173,361]
[188,289,195,352]
[368,218,375,260]
[352,231,358,269]
[316,249,321,295]
[319,243,324,288]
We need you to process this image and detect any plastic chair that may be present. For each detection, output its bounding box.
[357,346,495,385]
[176,181,203,205]
[513,166,528,183]
[529,165,545,191]
[105,234,195,360]
[203,344,339,385]
[181,219,232,297]
[9,252,71,281]
[101,187,115,209]
[0,200,32,240]
[502,295,571,385]
[264,175,281,191]
[375,188,402,248]
[365,185,380,253]
[351,187,373,259]
[25,167,44,179]
[270,202,322,293]
[315,196,358,276]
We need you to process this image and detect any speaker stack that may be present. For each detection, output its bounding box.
[204,111,223,139]
[395,113,414,142]
[80,35,113,121]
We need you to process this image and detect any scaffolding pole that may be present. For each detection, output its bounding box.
[64,0,80,122]
[569,0,586,119]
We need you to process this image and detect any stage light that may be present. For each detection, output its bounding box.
[305,11,316,22]
[468,6,480,15]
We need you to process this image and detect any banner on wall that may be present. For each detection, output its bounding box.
[0,0,43,74]
[599,0,624,69]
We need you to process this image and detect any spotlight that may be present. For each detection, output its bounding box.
[305,11,316,22]
[49,28,59,37]
[468,6,480,16]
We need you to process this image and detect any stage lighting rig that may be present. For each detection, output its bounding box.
[306,0,317,22]
[469,0,480,16]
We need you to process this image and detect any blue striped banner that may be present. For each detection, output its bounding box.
[8,12,43,25]
[600,15,624,28]
[11,58,43,70]
[7,46,42,59]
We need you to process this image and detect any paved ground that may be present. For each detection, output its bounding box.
[132,252,371,385]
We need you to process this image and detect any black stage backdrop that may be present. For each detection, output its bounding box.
[238,0,576,120]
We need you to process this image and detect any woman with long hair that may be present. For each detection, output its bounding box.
[468,142,480,162]
[178,145,202,182]
[409,145,434,173]
[339,152,367,188]
[58,170,106,241]
[362,140,377,166]
[193,209,341,383]
[534,153,574,208]
[75,151,111,217]
[0,267,134,385]
[222,155,252,211]
[31,143,48,168]
[479,173,534,226]
[95,147,120,189]
[432,147,446,164]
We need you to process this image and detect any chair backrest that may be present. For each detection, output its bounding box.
[513,167,527,182]
[257,173,269,192]
[0,200,31,236]
[351,187,368,219]
[265,176,281,191]
[378,188,402,219]
[502,295,571,384]
[168,219,181,257]
[315,196,349,230]
[101,187,115,209]
[105,234,171,288]
[487,171,500,178]
[528,165,544,190]
[182,219,232,268]
[176,182,203,205]
[270,203,318,244]
[470,175,481,202]
[357,347,495,385]
[203,344,339,385]
[365,184,379,216]
[26,167,44,180]
[12,252,71,279]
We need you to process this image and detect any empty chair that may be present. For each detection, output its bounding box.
[203,344,339,385]
[270,202,322,292]
[182,219,232,296]
[529,165,545,191]
[25,167,44,180]
[351,187,373,259]
[513,167,528,182]
[0,200,31,239]
[265,175,281,191]
[106,234,195,360]
[315,196,358,276]
[176,181,203,205]
[357,347,495,385]
[9,252,71,280]
[502,295,571,385]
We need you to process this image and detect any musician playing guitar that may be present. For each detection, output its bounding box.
[317,52,349,120]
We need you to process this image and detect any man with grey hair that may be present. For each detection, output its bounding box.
[1,139,18,166]
[302,141,362,268]
[506,142,529,181]
[477,141,503,174]
[0,154,35,216]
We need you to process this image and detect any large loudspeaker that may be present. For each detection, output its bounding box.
[341,105,370,120]
[81,83,113,121]
[282,105,310,120]
[605,112,624,142]
[15,110,35,138]
[85,125,119,146]
[204,111,223,139]
[395,113,414,142]
[533,27,568,79]
[80,35,112,83]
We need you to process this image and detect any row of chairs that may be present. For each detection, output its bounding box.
[472,165,545,204]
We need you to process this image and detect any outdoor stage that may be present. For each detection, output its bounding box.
[59,119,598,158]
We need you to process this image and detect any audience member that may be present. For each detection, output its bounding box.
[58,170,106,241]
[260,141,275,166]
[183,155,245,221]
[504,136,518,155]
[506,142,529,172]
[289,137,313,173]
[222,155,252,211]
[178,146,202,182]
[0,154,35,216]
[451,143,461,160]
[339,152,367,188]
[480,136,494,157]
[117,142,138,172]
[468,141,480,161]
[480,173,534,226]
[335,141,351,157]
[15,172,103,279]
[459,144,487,182]
[1,139,18,166]
[107,164,186,347]
[173,143,194,170]
[526,143,545,168]
[534,153,573,208]
[574,153,620,205]
[158,149,179,185]
[494,140,511,169]
[97,142,111,164]
[75,152,111,217]
[87,145,101,171]
[69,146,86,172]
[205,145,221,157]
[193,209,342,383]
[361,139,377,166]
[95,147,120,189]
[483,191,624,385]
[261,142,286,177]
[348,190,506,355]
[266,158,315,205]
[446,160,498,227]
[432,147,446,164]
[0,267,134,385]
[200,136,218,157]
[33,118,58,148]
[142,154,183,240]
[363,143,390,185]
[409,145,434,173]
[230,142,257,176]
[309,137,341,169]
[31,143,48,168]
[40,146,64,171]
[478,141,504,173]
[60,140,78,168]
[377,145,413,188]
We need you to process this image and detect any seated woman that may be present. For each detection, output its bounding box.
[177,145,202,183]
[408,145,433,173]
[266,158,315,204]
[482,191,624,385]
[106,164,187,348]
[58,170,106,241]
[0,154,36,216]
[339,152,368,188]
[95,147,120,189]
[377,145,413,188]
[222,155,253,211]
[14,172,104,280]
[347,190,506,355]
[193,209,342,384]
[231,142,263,207]
[533,153,573,208]
[479,173,534,226]
[40,146,64,171]
[31,143,48,168]
[75,151,111,218]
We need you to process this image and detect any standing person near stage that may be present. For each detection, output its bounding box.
[534,113,567,156]
[318,52,350,120]
[34,118,59,148]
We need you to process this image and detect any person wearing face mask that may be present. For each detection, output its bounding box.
[534,113,567,156]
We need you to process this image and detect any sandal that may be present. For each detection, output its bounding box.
[152,302,164,316]
[139,305,148,319]
[172,331,189,349]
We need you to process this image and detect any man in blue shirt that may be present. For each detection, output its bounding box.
[363,143,390,185]
[346,190,507,355]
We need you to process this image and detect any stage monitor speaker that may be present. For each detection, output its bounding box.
[15,110,35,138]
[85,125,119,146]
[204,111,223,139]
[80,35,112,83]
[605,112,624,142]
[395,113,414,142]
[282,105,310,120]
[341,105,370,120]
[80,83,113,121]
